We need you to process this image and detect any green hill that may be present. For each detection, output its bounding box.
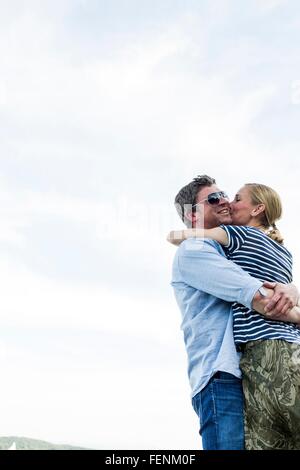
[0,436,87,450]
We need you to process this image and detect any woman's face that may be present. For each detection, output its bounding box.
[230,186,257,226]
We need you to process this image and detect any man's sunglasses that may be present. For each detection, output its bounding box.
[192,191,229,207]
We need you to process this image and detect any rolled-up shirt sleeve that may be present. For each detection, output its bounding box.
[177,238,263,310]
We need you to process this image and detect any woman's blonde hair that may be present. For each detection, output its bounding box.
[245,183,284,245]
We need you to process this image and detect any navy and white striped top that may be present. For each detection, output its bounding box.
[221,225,300,346]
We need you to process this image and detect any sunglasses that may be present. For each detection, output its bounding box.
[192,191,229,207]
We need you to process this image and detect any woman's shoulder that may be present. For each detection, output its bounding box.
[220,224,251,236]
[247,227,293,259]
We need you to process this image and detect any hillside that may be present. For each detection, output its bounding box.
[0,436,87,450]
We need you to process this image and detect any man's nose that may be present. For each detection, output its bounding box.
[219,199,230,206]
[219,193,230,203]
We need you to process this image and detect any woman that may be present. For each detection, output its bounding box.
[168,183,300,450]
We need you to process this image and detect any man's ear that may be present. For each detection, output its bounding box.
[185,211,194,225]
[186,208,202,226]
[251,203,265,217]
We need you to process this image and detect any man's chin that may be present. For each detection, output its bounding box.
[219,215,232,225]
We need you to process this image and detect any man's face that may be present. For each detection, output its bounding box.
[194,184,232,229]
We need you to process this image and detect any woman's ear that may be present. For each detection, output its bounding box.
[251,203,265,217]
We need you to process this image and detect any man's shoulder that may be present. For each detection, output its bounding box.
[176,237,225,256]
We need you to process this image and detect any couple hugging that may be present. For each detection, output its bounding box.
[169,175,300,450]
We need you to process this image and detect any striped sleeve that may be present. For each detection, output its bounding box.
[220,225,248,254]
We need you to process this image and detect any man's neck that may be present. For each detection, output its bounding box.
[194,223,220,229]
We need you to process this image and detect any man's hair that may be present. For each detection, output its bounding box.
[175,175,216,227]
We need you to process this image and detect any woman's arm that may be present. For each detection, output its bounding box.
[167,227,229,246]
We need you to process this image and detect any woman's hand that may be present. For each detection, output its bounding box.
[167,230,187,246]
[167,229,200,245]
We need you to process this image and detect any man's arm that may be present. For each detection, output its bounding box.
[177,238,263,310]
[177,238,299,318]
[252,286,300,324]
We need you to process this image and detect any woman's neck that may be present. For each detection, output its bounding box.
[246,221,267,233]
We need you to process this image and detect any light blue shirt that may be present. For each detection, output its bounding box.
[171,238,263,398]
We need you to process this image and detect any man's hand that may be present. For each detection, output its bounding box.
[263,282,299,319]
[252,284,300,324]
[252,287,273,315]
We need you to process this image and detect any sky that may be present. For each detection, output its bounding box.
[0,0,300,450]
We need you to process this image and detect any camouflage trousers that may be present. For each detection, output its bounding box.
[240,339,300,450]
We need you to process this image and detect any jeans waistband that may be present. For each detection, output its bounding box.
[212,371,236,380]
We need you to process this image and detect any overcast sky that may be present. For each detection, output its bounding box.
[0,0,300,450]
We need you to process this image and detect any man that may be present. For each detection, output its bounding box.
[171,175,298,450]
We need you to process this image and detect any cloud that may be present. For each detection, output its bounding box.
[253,0,288,13]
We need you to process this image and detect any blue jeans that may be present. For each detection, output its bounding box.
[192,372,245,450]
